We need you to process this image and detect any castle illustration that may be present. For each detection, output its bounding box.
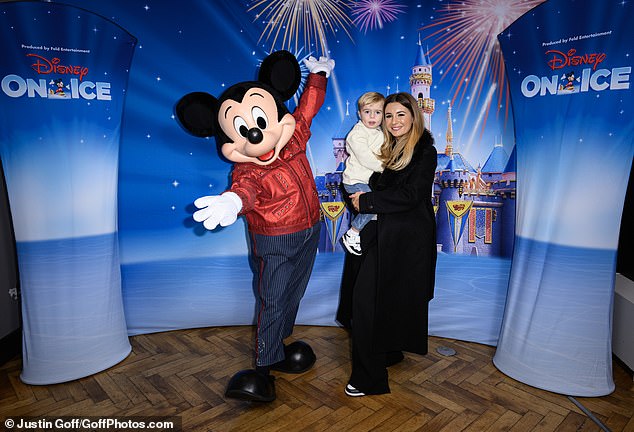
[315,39,516,257]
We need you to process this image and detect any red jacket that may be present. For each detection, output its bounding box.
[228,73,327,236]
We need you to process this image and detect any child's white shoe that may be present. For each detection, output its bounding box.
[342,229,362,255]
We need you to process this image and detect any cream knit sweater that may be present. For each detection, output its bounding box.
[342,121,384,185]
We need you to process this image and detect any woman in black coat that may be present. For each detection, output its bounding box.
[337,92,437,397]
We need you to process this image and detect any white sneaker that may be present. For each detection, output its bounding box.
[345,383,366,397]
[342,230,362,255]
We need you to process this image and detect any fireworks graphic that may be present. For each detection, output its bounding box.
[351,0,406,34]
[248,0,355,56]
[422,0,545,143]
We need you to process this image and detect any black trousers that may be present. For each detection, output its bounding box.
[348,240,391,395]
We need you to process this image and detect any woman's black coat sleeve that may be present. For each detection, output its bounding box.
[359,137,437,214]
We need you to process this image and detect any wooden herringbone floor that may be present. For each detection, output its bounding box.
[1,326,633,431]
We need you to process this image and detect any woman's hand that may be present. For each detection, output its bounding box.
[350,192,365,212]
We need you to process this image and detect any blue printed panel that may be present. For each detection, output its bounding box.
[0,2,136,384]
[494,0,633,396]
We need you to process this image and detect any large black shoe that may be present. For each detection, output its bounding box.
[225,369,276,402]
[270,341,316,374]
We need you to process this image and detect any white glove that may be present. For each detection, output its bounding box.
[303,56,335,78]
[193,192,242,231]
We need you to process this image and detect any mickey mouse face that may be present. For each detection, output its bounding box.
[218,87,296,166]
[176,50,302,166]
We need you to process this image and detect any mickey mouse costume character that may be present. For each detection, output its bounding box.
[176,50,334,402]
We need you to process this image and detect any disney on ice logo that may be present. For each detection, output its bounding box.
[520,48,630,97]
[1,54,112,100]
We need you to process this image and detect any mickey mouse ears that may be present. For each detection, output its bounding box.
[258,50,301,101]
[175,91,218,138]
[175,50,302,139]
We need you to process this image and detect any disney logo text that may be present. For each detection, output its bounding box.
[546,49,606,71]
[27,54,89,81]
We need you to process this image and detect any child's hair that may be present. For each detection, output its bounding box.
[357,91,385,111]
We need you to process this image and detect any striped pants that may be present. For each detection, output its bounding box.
[248,223,321,367]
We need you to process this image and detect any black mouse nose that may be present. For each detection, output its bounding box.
[247,128,263,144]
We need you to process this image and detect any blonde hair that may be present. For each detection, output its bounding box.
[357,91,385,112]
[379,92,426,171]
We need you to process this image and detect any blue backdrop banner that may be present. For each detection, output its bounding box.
[0,2,137,384]
[47,0,529,347]
[493,0,633,396]
[2,0,555,384]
